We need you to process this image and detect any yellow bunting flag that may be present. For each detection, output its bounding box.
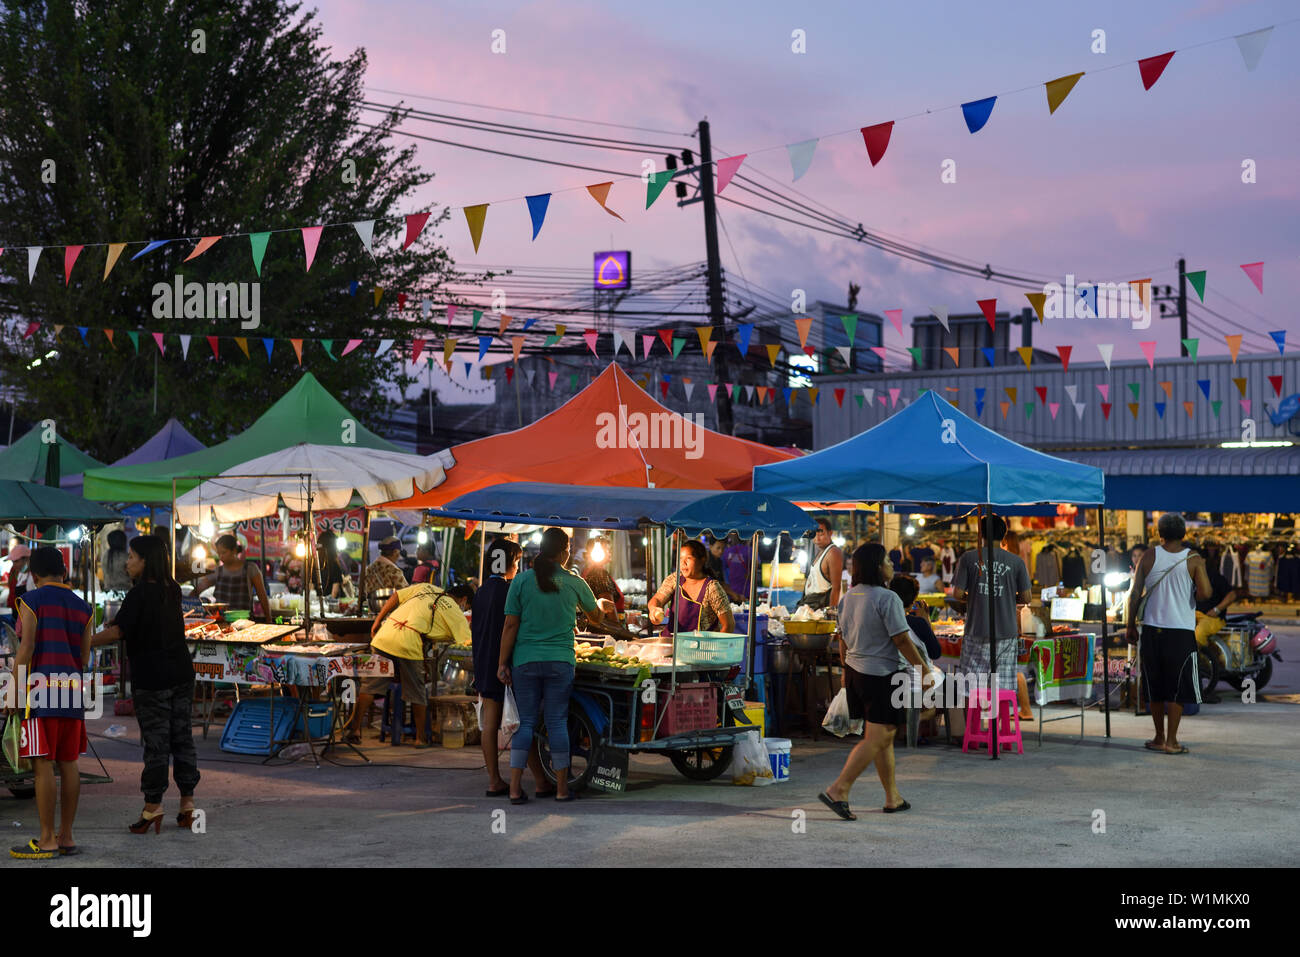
[373,286,383,307]
[585,183,624,221]
[808,388,818,405]
[1045,72,1085,114]
[696,326,712,355]
[444,338,457,369]
[511,336,525,362]
[103,242,127,280]
[555,323,566,338]
[1025,292,1046,322]
[1127,403,1140,419]
[794,316,813,351]
[1129,278,1152,314]
[235,337,250,358]
[1233,377,1247,397]
[1004,387,1017,403]
[1017,346,1033,368]
[1225,334,1243,362]
[943,346,960,366]
[463,204,488,252]
[1159,381,1173,399]
[766,343,781,367]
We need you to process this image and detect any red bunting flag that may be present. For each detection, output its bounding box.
[152,332,165,355]
[404,212,431,250]
[860,122,894,167]
[834,388,845,407]
[505,366,514,385]
[412,339,427,364]
[1056,345,1072,372]
[63,245,83,285]
[1138,51,1175,90]
[1035,386,1047,404]
[658,329,674,351]
[1269,375,1283,397]
[977,298,997,331]
[23,322,39,339]
[1101,403,1112,420]
[207,336,220,359]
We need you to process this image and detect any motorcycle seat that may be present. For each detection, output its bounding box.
[1224,612,1261,623]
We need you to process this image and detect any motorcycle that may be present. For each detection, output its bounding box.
[1198,611,1282,699]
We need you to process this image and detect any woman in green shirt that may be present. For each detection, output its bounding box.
[498,528,613,804]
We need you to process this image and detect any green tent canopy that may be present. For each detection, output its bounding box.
[0,428,104,483]
[82,372,400,504]
[0,480,121,524]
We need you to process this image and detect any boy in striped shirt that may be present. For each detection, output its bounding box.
[9,547,93,860]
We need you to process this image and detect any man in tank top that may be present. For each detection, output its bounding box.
[1126,514,1212,755]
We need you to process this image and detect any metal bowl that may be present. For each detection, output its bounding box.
[367,588,397,614]
[785,631,832,653]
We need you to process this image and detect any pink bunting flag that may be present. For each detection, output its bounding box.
[1049,402,1060,420]
[642,333,655,358]
[301,226,323,272]
[707,384,718,402]
[870,346,887,361]
[548,371,558,390]
[1239,261,1263,294]
[64,245,83,285]
[341,339,362,356]
[447,305,458,325]
[1240,399,1251,415]
[878,395,887,406]
[1097,384,1110,402]
[1139,340,1157,369]
[716,154,746,194]
[152,332,165,355]
[888,387,900,407]
[884,309,903,338]
[404,212,431,250]
[583,329,599,355]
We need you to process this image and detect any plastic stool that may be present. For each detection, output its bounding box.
[962,689,1021,755]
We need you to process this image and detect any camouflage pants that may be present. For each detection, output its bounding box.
[134,682,201,803]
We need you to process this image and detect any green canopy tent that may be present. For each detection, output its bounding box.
[0,428,104,486]
[82,373,401,504]
[0,479,122,525]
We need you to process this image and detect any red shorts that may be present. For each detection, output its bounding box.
[17,716,87,762]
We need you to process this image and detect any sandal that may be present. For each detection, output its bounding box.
[1165,744,1190,754]
[10,839,56,860]
[883,800,911,814]
[818,791,857,821]
[54,833,78,856]
[555,793,577,802]
[1143,741,1166,752]
[486,786,510,797]
[510,793,529,805]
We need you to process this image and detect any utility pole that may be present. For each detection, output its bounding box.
[697,119,734,435]
[1177,257,1188,357]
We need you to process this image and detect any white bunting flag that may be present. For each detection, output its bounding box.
[179,334,192,361]
[1064,384,1078,403]
[929,306,950,333]
[1073,401,1086,420]
[863,387,875,404]
[374,339,394,357]
[28,246,42,282]
[352,220,376,255]
[683,380,695,401]
[835,346,852,365]
[1097,343,1114,370]
[1235,26,1272,72]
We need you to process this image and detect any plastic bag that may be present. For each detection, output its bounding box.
[499,686,521,750]
[821,687,863,738]
[731,730,774,786]
[2,716,30,774]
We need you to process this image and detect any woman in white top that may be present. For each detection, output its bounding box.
[1126,514,1211,756]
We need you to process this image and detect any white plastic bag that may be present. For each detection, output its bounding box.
[731,730,775,786]
[821,687,864,737]
[499,686,521,750]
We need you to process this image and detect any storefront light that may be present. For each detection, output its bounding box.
[417,528,428,545]
[531,531,543,545]
[762,537,773,546]
[795,549,808,566]
[1219,440,1293,448]
[917,518,926,527]
[67,527,83,542]
[192,546,206,563]
[832,536,845,548]
[905,525,916,536]
[1103,572,1129,590]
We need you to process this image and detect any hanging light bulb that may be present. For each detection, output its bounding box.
[905,525,917,536]
[917,518,927,527]
[192,546,206,563]
[530,531,542,545]
[832,536,845,548]
[199,519,215,540]
[590,541,606,563]
[67,527,83,543]
[763,537,773,546]
[795,549,808,566]
[294,540,307,558]
[417,528,428,545]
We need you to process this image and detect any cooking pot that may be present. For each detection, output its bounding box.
[767,641,793,674]
[367,588,396,614]
[785,631,832,653]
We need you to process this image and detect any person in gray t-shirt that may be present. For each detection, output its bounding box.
[952,514,1031,692]
[819,544,929,823]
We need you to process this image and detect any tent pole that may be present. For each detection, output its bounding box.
[359,510,372,601]
[1099,506,1111,738]
[478,523,487,583]
[746,530,760,687]
[985,503,998,762]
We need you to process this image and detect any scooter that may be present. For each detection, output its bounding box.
[1198,611,1282,698]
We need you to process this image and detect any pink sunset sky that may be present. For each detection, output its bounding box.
[313,0,1299,401]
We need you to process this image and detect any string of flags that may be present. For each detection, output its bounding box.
[0,21,1289,272]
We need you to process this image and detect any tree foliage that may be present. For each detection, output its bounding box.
[0,0,453,460]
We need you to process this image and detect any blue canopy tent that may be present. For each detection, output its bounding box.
[753,391,1110,750]
[110,418,207,521]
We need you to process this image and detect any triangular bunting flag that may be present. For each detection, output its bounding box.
[1035,386,1048,404]
[1045,72,1084,114]
[1074,402,1086,420]
[463,204,488,253]
[889,388,901,407]
[185,236,220,262]
[1140,341,1157,369]
[1182,338,1199,362]
[658,328,673,351]
[353,220,375,255]
[1154,402,1166,419]
[977,298,997,331]
[696,326,713,355]
[1049,402,1060,420]
[583,329,599,356]
[151,332,165,355]
[206,336,220,359]
[841,314,858,346]
[708,384,719,402]
[264,338,275,360]
[103,242,126,279]
[374,286,383,307]
[131,240,170,261]
[249,232,270,275]
[1128,383,1141,402]
[999,401,1010,420]
[291,340,303,365]
[1159,381,1173,399]
[1183,401,1195,419]
[930,306,950,333]
[1004,387,1018,403]
[1097,343,1114,369]
[960,96,997,134]
[870,346,887,363]
[1240,399,1252,415]
[1127,403,1139,419]
[1235,26,1272,72]
[22,322,39,339]
[375,339,394,357]
[1197,379,1211,400]
[642,333,655,358]
[179,334,191,360]
[860,121,894,166]
[863,387,875,405]
[1101,403,1112,420]
[884,309,903,338]
[1064,384,1078,403]
[127,331,140,353]
[404,212,431,250]
[586,183,624,221]
[1025,402,1035,419]
[63,245,83,285]
[1239,261,1263,294]
[736,322,754,356]
[1232,377,1247,398]
[1211,400,1222,417]
[548,371,558,391]
[943,346,960,367]
[787,139,818,181]
[525,193,550,241]
[645,169,678,209]
[471,310,483,332]
[716,154,746,194]
[104,329,115,347]
[835,345,851,366]
[794,316,813,350]
[76,326,88,345]
[767,344,781,367]
[683,380,695,401]
[1268,375,1283,398]
[855,395,863,408]
[235,337,250,359]
[1225,334,1243,363]
[808,388,819,405]
[301,226,323,271]
[27,247,42,282]
[478,336,493,362]
[1056,345,1072,372]
[1138,51,1175,90]
[1017,346,1033,368]
[980,346,996,366]
[412,339,427,365]
[443,338,456,367]
[511,336,525,362]
[1186,270,1206,301]
[671,338,686,359]
[907,347,922,366]
[1268,330,1286,355]
[505,366,514,385]
[1097,384,1110,402]
[1025,292,1046,322]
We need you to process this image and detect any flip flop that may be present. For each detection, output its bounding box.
[10,839,56,861]
[485,786,510,797]
[554,793,577,802]
[535,789,557,800]
[510,793,529,805]
[1143,741,1166,752]
[818,791,857,821]
[883,800,911,814]
[1165,745,1190,755]
[54,833,78,856]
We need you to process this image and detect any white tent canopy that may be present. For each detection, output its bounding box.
[175,443,455,524]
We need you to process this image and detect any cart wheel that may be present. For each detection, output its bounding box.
[534,706,597,792]
[1197,646,1221,698]
[669,746,734,781]
[1253,656,1273,692]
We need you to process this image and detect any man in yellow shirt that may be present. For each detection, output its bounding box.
[343,583,470,746]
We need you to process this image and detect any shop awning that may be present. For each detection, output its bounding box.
[1052,446,1300,512]
[0,480,121,525]
[753,391,1105,506]
[429,483,737,531]
[666,492,814,537]
[384,363,795,508]
[82,373,400,504]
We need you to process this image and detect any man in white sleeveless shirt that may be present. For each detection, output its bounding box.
[1126,514,1212,755]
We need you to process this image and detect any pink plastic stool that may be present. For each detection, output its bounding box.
[962,689,1023,755]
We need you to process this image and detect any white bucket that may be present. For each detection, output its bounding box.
[764,737,792,782]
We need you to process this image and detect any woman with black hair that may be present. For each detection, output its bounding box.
[193,534,270,619]
[645,538,736,635]
[91,535,200,833]
[100,529,132,592]
[498,528,612,803]
[818,543,929,822]
[315,530,346,599]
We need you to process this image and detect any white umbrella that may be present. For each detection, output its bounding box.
[175,443,456,525]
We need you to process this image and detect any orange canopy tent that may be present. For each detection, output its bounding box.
[384,363,795,508]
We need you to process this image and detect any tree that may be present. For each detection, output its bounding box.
[0,0,455,460]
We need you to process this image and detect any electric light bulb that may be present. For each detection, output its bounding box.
[590,541,606,563]
[917,518,926,527]
[68,527,83,542]
[833,536,845,548]
[199,519,216,539]
[530,532,542,545]
[417,529,428,545]
[294,542,307,558]
[905,525,916,536]
[762,537,773,546]
[192,546,206,562]
[795,549,808,566]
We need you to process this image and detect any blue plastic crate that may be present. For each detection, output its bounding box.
[220,698,301,755]
[303,701,335,740]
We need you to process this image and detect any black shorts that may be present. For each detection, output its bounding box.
[844,666,906,728]
[1140,626,1200,705]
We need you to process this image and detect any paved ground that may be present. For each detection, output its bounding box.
[3,623,1297,868]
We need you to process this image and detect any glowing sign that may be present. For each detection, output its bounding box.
[593,250,631,290]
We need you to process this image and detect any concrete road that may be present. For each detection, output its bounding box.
[3,623,1297,868]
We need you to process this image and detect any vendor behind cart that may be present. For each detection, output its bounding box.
[646,538,736,635]
[343,582,470,746]
[191,535,270,620]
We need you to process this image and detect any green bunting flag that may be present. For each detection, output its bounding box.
[841,315,858,347]
[127,330,140,353]
[322,339,336,360]
[1127,383,1141,401]
[1182,338,1199,362]
[907,347,922,366]
[1025,402,1035,418]
[568,374,577,391]
[249,232,271,276]
[671,337,686,358]
[645,169,677,209]
[855,394,864,407]
[471,310,483,331]
[1186,270,1206,302]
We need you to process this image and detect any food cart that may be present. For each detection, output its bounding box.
[427,483,813,791]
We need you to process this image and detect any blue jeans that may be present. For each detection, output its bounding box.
[509,661,575,771]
